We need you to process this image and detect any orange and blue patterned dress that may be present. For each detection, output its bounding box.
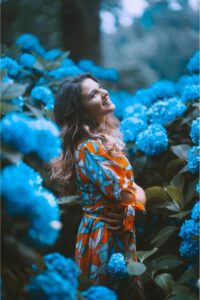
[74,138,145,285]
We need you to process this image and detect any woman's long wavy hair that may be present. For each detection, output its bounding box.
[50,73,126,196]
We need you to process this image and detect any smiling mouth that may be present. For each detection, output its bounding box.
[103,97,111,105]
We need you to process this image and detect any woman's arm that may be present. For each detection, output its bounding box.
[120,183,146,206]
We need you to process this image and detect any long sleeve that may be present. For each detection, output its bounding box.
[81,139,136,204]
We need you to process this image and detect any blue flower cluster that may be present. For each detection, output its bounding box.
[25,269,74,300]
[176,75,199,94]
[181,84,200,103]
[136,124,168,155]
[187,51,200,74]
[78,59,119,82]
[11,96,25,112]
[44,253,80,289]
[196,182,200,194]
[48,65,82,79]
[122,103,148,120]
[149,98,186,125]
[31,86,55,110]
[109,91,136,120]
[1,162,61,245]
[191,202,200,221]
[1,112,62,161]
[108,253,128,278]
[179,202,199,259]
[150,80,176,100]
[44,49,62,61]
[18,53,36,68]
[0,56,21,77]
[187,146,200,174]
[134,88,156,107]
[81,286,117,300]
[190,118,200,146]
[120,117,147,142]
[16,33,45,56]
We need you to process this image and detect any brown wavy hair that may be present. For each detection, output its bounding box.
[50,73,126,196]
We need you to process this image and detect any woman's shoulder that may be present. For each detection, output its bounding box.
[76,138,101,154]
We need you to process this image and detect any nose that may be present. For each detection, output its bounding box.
[101,88,108,97]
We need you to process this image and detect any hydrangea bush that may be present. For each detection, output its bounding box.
[1,34,199,300]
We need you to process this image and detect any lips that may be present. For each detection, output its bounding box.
[103,97,111,105]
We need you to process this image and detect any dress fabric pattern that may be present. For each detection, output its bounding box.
[75,138,144,285]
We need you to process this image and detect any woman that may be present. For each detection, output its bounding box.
[51,73,146,285]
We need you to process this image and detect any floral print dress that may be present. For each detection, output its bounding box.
[74,138,145,285]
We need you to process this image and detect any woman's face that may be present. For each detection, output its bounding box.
[80,78,115,123]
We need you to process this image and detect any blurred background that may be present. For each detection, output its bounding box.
[1,0,199,90]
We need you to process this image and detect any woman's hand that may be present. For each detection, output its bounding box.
[102,207,125,233]
[132,182,146,206]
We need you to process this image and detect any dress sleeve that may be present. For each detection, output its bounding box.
[81,140,136,203]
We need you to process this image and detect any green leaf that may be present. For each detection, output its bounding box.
[127,260,146,276]
[137,248,158,263]
[0,102,18,113]
[145,186,171,201]
[177,265,197,284]
[165,186,184,209]
[171,145,191,161]
[148,255,184,272]
[168,285,192,300]
[164,159,186,181]
[154,273,175,295]
[184,178,198,206]
[151,226,179,248]
[169,210,191,219]
[170,174,185,190]
[1,82,28,100]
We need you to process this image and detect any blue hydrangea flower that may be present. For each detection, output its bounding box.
[179,239,199,258]
[11,96,25,112]
[81,286,117,300]
[108,253,128,278]
[44,253,80,288]
[61,58,75,67]
[191,202,200,221]
[187,146,200,173]
[181,84,200,102]
[151,80,176,100]
[31,86,55,110]
[179,219,199,240]
[16,33,45,56]
[1,112,37,153]
[196,182,200,194]
[190,118,200,145]
[78,59,119,82]
[34,118,62,161]
[48,66,82,79]
[149,98,187,125]
[109,90,135,120]
[0,56,21,77]
[187,51,200,74]
[44,49,62,61]
[1,164,61,246]
[25,270,75,300]
[134,88,156,107]
[17,161,43,187]
[122,103,148,120]
[120,117,147,142]
[19,53,36,68]
[1,113,62,161]
[136,124,168,155]
[176,75,200,94]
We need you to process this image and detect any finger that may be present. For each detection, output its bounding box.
[103,218,123,225]
[104,212,124,219]
[106,225,124,232]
